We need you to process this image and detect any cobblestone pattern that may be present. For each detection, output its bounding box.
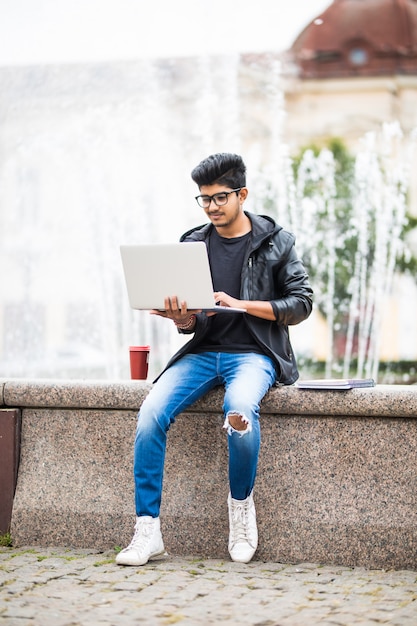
[0,547,416,625]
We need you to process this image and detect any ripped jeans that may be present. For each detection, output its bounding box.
[133,351,277,517]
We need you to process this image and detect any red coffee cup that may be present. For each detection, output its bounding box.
[129,346,150,380]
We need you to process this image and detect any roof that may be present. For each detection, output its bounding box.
[290,0,417,78]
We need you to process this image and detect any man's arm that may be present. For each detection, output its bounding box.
[214,292,275,321]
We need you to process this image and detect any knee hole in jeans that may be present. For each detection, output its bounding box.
[223,411,252,437]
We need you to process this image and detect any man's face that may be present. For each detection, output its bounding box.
[198,184,245,229]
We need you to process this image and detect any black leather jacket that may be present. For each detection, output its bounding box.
[156,212,313,385]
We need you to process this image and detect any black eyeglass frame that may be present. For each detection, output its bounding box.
[195,188,242,208]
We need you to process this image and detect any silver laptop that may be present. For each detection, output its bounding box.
[120,242,246,312]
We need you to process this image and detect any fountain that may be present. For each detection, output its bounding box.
[0,55,415,381]
[0,55,260,380]
[277,123,415,380]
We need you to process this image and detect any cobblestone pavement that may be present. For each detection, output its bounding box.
[0,547,416,625]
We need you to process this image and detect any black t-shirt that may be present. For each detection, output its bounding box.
[193,229,262,354]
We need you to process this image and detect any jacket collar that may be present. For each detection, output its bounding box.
[180,211,280,247]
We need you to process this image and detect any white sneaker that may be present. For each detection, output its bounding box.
[116,516,165,566]
[228,492,258,563]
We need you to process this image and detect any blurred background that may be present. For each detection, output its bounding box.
[1,0,416,382]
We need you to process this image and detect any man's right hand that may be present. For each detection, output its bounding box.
[150,296,200,326]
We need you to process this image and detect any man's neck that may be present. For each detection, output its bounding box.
[214,212,252,239]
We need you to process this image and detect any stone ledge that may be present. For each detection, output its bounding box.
[1,378,416,416]
[1,378,152,410]
[4,379,417,570]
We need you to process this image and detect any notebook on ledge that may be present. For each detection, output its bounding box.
[296,378,375,390]
[120,242,246,313]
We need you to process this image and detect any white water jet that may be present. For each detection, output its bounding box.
[0,57,414,382]
[346,122,411,380]
[0,55,277,380]
[288,122,415,380]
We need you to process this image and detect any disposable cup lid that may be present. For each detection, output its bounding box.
[129,345,150,351]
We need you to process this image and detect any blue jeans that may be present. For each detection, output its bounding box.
[133,351,276,517]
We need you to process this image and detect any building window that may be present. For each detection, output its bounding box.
[315,50,343,63]
[349,48,368,66]
[3,302,45,359]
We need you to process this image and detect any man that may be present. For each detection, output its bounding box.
[116,152,313,566]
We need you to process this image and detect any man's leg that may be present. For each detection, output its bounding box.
[117,353,220,566]
[221,353,276,563]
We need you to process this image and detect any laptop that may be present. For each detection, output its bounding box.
[120,242,246,313]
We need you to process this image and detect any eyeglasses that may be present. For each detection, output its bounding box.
[195,188,241,209]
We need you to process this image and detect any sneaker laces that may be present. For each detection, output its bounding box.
[230,501,251,545]
[125,517,155,552]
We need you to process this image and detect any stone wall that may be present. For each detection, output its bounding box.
[1,379,416,569]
